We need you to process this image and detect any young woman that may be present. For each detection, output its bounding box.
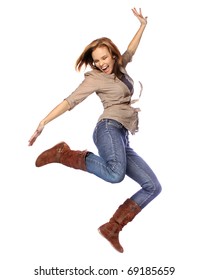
[29,7,162,253]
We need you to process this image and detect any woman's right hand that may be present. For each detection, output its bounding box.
[28,122,45,146]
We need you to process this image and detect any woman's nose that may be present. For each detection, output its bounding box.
[99,61,104,67]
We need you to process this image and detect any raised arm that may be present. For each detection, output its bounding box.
[127,7,148,56]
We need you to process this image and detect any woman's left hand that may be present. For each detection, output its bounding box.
[132,7,147,26]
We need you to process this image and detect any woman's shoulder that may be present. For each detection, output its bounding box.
[84,69,102,77]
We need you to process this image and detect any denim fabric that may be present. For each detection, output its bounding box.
[86,119,161,209]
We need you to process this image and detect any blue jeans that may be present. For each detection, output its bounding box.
[86,119,161,209]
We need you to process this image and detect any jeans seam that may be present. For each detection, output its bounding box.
[105,121,119,173]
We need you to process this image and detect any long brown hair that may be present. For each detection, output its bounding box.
[75,37,123,79]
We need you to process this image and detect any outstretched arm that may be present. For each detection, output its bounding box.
[28,100,70,146]
[127,7,148,55]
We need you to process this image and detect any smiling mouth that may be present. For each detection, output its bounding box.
[102,65,109,72]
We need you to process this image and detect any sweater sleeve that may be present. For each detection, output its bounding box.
[64,71,99,110]
[122,50,133,68]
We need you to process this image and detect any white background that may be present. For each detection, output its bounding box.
[0,0,207,279]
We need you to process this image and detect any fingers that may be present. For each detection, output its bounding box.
[132,7,145,18]
[132,7,147,25]
[28,130,39,146]
[28,135,36,146]
[28,139,35,146]
[28,124,44,146]
[132,7,140,14]
[28,137,35,146]
[131,7,137,15]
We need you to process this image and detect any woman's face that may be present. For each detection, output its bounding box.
[92,46,115,74]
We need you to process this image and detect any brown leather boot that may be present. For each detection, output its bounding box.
[35,142,88,171]
[98,199,141,253]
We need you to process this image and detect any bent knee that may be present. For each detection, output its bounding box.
[154,182,162,196]
[109,172,125,184]
[144,180,162,197]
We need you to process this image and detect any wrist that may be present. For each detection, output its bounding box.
[40,120,46,126]
[141,22,147,28]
